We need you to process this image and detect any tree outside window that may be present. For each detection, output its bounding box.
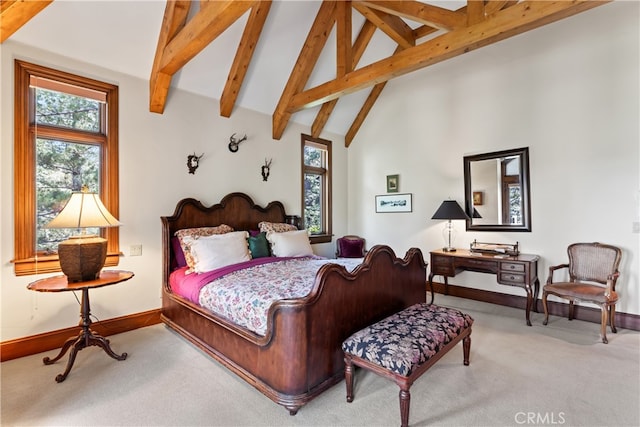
[301,134,332,244]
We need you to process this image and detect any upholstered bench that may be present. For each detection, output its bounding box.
[342,303,473,427]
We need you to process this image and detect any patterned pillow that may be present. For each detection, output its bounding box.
[175,225,234,273]
[258,221,297,234]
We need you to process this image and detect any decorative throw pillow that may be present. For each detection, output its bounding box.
[258,221,297,234]
[171,237,187,270]
[338,238,365,258]
[267,230,314,257]
[189,231,251,273]
[175,224,234,272]
[248,232,271,258]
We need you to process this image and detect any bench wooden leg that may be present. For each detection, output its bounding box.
[344,356,354,403]
[463,334,471,366]
[399,387,411,427]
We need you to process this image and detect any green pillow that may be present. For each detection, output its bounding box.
[248,232,271,258]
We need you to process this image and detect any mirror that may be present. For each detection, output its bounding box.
[464,147,531,232]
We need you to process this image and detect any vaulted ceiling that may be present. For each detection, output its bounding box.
[2,0,608,146]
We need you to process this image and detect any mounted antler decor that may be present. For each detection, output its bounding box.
[261,158,272,181]
[228,133,248,153]
[187,153,203,174]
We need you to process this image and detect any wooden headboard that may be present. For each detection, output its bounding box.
[161,192,300,286]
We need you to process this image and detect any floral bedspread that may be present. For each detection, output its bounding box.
[198,257,363,336]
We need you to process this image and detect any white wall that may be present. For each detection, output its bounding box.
[348,2,640,315]
[0,41,348,341]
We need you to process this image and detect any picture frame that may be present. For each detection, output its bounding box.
[473,191,483,206]
[386,174,399,193]
[376,193,412,213]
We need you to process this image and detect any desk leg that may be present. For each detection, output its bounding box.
[427,273,435,304]
[533,278,540,313]
[43,288,127,383]
[524,283,533,327]
[427,274,450,304]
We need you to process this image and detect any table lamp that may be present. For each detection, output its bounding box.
[431,200,470,252]
[45,186,121,282]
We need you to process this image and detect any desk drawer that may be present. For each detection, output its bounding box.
[431,255,455,276]
[457,257,498,273]
[500,262,525,273]
[499,272,526,285]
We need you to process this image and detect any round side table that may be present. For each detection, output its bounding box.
[27,270,134,382]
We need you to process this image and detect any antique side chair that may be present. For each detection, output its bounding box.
[336,235,366,258]
[542,242,622,343]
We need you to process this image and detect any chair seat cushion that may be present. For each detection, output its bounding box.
[545,282,618,303]
[342,303,473,376]
[338,238,364,258]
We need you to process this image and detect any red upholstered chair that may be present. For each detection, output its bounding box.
[542,242,622,344]
[336,235,366,258]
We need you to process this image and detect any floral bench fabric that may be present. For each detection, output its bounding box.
[342,303,474,377]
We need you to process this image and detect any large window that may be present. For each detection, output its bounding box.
[13,60,120,276]
[301,134,332,244]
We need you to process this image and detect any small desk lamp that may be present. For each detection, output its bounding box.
[431,200,470,252]
[45,186,121,283]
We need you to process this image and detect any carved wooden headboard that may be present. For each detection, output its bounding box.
[161,192,300,285]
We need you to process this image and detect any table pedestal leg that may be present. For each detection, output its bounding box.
[43,288,127,382]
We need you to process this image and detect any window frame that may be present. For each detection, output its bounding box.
[301,134,332,244]
[13,60,120,276]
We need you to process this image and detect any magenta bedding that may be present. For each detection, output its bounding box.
[169,256,362,336]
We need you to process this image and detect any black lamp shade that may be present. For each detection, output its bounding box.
[431,200,470,220]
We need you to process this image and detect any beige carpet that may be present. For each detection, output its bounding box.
[2,295,639,427]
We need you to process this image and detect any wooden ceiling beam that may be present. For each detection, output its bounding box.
[149,0,191,114]
[355,0,466,31]
[285,1,609,116]
[353,2,414,49]
[345,81,387,147]
[336,0,353,77]
[345,46,403,147]
[272,1,337,140]
[466,0,486,26]
[220,1,272,117]
[344,25,437,146]
[1,0,52,43]
[158,0,254,75]
[485,1,518,16]
[311,19,377,138]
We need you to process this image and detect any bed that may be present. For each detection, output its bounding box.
[161,192,427,414]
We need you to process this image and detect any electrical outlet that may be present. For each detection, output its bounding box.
[130,244,142,256]
[633,222,640,234]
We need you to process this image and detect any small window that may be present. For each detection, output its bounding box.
[301,134,332,244]
[13,60,120,276]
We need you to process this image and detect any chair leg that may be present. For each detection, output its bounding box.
[542,291,550,325]
[399,387,411,427]
[600,305,609,344]
[609,304,617,334]
[568,300,575,321]
[344,356,354,403]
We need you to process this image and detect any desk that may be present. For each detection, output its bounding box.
[428,249,539,326]
[27,270,134,382]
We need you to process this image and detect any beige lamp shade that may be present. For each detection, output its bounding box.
[46,190,121,229]
[45,188,121,283]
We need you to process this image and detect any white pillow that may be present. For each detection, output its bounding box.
[267,230,314,257]
[189,231,251,273]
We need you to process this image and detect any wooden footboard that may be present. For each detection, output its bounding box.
[162,245,426,414]
[161,193,426,414]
